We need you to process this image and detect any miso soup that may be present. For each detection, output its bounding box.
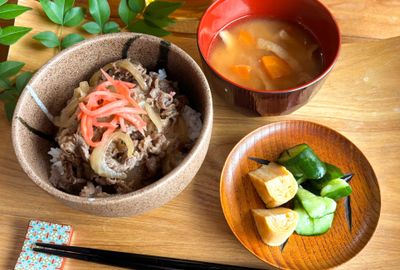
[208,18,323,90]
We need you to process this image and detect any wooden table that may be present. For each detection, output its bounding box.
[1,1,400,269]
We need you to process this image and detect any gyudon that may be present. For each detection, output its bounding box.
[49,59,202,197]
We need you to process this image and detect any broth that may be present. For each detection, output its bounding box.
[208,18,323,90]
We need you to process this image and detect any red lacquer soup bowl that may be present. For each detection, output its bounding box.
[197,0,341,116]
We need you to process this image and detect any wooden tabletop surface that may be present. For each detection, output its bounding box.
[1,0,400,269]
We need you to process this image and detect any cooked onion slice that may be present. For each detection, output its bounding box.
[116,59,148,91]
[144,102,162,132]
[89,63,115,86]
[54,81,90,128]
[89,60,147,91]
[219,30,234,49]
[89,131,134,179]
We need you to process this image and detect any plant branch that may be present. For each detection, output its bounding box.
[57,25,63,51]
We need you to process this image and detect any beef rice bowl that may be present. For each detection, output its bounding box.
[48,59,202,197]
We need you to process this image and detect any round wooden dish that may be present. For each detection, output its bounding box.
[220,120,381,270]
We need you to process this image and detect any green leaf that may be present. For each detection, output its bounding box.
[0,4,31,20]
[103,21,119,33]
[144,1,182,18]
[61,33,84,48]
[128,19,170,37]
[0,26,31,45]
[40,0,63,25]
[0,61,24,78]
[0,78,11,90]
[0,89,16,102]
[88,0,110,28]
[144,14,175,28]
[128,0,145,13]
[16,71,32,93]
[63,6,84,26]
[33,31,60,48]
[118,0,136,26]
[4,99,16,121]
[54,0,74,16]
[0,0,7,7]
[82,21,101,34]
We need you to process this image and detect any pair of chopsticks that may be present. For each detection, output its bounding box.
[33,243,262,270]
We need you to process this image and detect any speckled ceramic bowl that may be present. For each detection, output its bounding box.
[11,33,213,217]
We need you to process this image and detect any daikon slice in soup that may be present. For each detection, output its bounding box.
[208,18,324,91]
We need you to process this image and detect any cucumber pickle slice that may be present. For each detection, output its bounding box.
[296,187,336,218]
[294,200,335,236]
[321,178,352,200]
[277,144,326,180]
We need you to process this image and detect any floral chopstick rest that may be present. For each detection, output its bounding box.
[15,220,73,270]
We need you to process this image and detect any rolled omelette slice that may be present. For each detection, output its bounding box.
[252,208,299,246]
[248,162,298,208]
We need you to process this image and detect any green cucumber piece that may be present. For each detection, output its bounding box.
[321,178,352,200]
[323,163,344,179]
[294,200,335,236]
[277,144,326,180]
[296,176,307,185]
[312,163,344,189]
[294,200,314,236]
[297,187,336,218]
[312,213,335,235]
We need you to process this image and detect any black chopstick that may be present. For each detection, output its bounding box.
[33,245,171,270]
[34,243,262,270]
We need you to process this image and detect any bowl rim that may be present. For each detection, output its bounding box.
[12,32,213,206]
[197,0,342,94]
[219,119,381,269]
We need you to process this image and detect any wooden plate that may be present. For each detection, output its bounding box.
[220,120,381,270]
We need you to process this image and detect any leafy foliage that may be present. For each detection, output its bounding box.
[103,21,120,33]
[0,3,31,20]
[0,62,32,121]
[0,61,24,78]
[123,0,182,36]
[61,33,84,48]
[33,30,84,49]
[128,0,145,13]
[63,6,85,27]
[33,31,60,48]
[39,0,84,26]
[83,0,118,34]
[0,0,32,46]
[82,21,102,34]
[128,19,170,36]
[118,0,136,26]
[0,26,32,45]
[35,0,85,49]
[144,1,181,18]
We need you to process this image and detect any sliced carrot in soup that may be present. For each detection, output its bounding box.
[232,65,252,80]
[238,30,255,46]
[261,55,292,79]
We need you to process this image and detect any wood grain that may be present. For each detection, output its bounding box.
[1,0,400,269]
[7,0,400,71]
[220,120,380,270]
